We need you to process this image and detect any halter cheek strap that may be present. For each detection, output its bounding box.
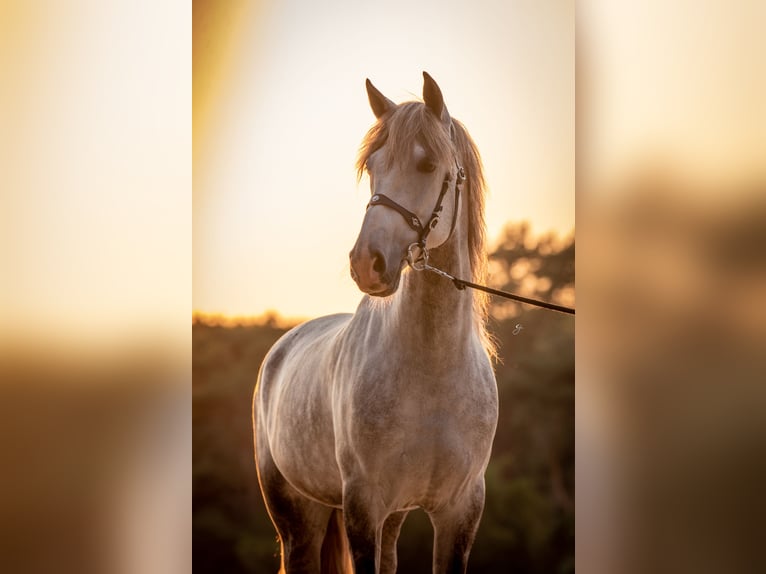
[366,162,466,252]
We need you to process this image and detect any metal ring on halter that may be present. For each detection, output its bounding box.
[407,242,428,271]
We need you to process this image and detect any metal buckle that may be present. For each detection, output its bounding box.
[407,243,428,271]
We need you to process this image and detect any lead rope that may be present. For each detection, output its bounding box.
[425,260,574,314]
[407,238,576,316]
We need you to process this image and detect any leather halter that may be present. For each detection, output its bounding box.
[366,160,466,252]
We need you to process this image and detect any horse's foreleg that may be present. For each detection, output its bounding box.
[342,484,387,574]
[380,510,409,574]
[428,479,486,574]
[256,441,333,573]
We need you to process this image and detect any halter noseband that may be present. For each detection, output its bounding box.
[366,159,466,264]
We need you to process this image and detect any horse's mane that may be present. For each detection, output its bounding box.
[356,102,495,358]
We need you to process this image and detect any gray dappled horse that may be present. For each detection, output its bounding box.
[254,72,498,574]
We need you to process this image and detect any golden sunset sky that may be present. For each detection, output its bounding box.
[1,1,190,349]
[3,0,761,341]
[193,0,575,320]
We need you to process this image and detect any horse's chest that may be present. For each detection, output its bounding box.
[335,354,497,508]
[343,370,497,467]
[356,363,495,418]
[342,392,495,508]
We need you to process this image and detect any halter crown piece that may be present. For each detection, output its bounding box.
[365,123,465,268]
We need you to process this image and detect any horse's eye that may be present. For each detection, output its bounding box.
[416,158,436,173]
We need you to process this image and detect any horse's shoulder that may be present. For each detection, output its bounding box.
[263,313,352,369]
[287,313,352,344]
[258,313,353,405]
[273,313,351,344]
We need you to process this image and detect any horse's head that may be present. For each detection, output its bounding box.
[350,72,462,297]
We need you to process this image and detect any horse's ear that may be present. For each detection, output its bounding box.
[365,78,395,119]
[422,71,451,127]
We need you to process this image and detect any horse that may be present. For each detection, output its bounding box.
[253,72,498,574]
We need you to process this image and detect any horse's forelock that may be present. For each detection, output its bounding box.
[356,103,453,180]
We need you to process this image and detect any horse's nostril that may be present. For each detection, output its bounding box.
[371,251,386,276]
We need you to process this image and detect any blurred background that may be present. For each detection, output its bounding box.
[1,1,190,573]
[193,0,574,572]
[3,0,762,573]
[577,1,766,573]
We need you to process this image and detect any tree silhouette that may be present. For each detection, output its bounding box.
[488,222,575,319]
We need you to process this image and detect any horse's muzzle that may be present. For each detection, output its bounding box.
[349,248,401,297]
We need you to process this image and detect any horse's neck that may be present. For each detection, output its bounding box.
[389,229,475,358]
